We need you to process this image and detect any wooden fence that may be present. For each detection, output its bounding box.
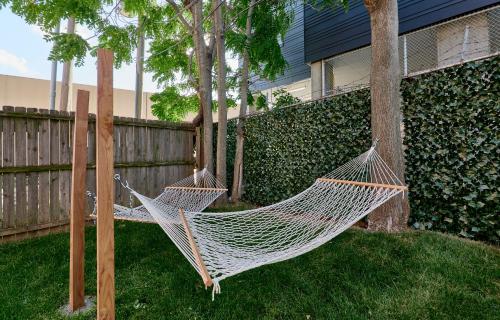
[0,106,195,241]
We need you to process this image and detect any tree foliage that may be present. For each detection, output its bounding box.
[0,0,148,67]
[0,0,304,121]
[272,89,300,108]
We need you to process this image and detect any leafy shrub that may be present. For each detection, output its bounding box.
[243,90,371,204]
[402,57,499,242]
[213,120,237,195]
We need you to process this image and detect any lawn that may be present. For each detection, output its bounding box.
[0,206,498,319]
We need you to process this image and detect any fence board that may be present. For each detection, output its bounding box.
[86,116,96,216]
[112,124,121,205]
[60,116,71,220]
[14,108,27,229]
[86,169,96,216]
[124,125,135,204]
[2,107,15,230]
[38,110,51,225]
[26,111,39,227]
[87,117,96,164]
[50,113,61,222]
[152,128,161,162]
[133,126,146,206]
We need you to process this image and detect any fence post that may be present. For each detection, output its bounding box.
[96,48,115,320]
[69,90,90,311]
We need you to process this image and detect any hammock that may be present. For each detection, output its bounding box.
[89,169,227,223]
[127,146,408,299]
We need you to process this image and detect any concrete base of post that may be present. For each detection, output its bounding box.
[59,296,95,317]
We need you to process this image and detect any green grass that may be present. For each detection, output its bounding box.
[0,205,499,319]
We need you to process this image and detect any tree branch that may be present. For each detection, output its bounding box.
[166,0,193,31]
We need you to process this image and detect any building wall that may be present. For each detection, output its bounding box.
[258,78,312,105]
[0,74,157,119]
[310,8,497,98]
[304,0,499,63]
[437,12,490,66]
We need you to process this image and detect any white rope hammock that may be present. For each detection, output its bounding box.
[89,169,227,223]
[126,146,408,299]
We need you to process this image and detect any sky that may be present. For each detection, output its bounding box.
[0,8,159,92]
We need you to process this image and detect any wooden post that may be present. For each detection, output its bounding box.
[69,90,90,311]
[96,49,115,320]
[178,209,213,287]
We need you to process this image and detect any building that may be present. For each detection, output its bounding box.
[253,0,500,104]
[0,74,158,119]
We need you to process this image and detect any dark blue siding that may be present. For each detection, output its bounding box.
[304,0,499,63]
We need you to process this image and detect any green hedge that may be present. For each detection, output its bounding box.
[213,119,237,195]
[242,90,371,204]
[402,57,499,242]
[215,89,371,200]
[216,56,499,242]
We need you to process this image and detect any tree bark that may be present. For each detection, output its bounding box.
[60,17,76,111]
[214,0,228,202]
[192,0,214,173]
[135,15,145,119]
[364,0,410,231]
[49,22,60,111]
[231,0,256,202]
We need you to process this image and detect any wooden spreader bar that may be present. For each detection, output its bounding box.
[178,208,213,287]
[317,178,408,191]
[165,186,228,192]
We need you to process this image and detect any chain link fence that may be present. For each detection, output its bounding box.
[322,5,500,97]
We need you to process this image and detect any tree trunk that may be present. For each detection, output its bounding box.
[135,15,145,119]
[214,0,228,202]
[231,0,256,202]
[365,0,410,231]
[192,0,214,173]
[60,17,76,111]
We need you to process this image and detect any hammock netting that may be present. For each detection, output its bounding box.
[124,146,407,298]
[90,169,227,223]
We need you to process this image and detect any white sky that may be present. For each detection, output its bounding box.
[0,8,239,93]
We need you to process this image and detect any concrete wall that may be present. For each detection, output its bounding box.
[310,61,322,99]
[0,74,157,119]
[257,78,312,106]
[437,12,490,67]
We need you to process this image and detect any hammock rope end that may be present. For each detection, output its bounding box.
[211,280,221,301]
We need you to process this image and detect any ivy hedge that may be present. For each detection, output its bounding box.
[402,57,499,242]
[215,56,499,242]
[216,90,372,201]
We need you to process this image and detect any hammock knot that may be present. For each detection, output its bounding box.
[114,174,132,191]
[211,279,221,301]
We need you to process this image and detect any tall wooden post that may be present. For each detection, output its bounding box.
[69,90,90,311]
[96,49,115,320]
